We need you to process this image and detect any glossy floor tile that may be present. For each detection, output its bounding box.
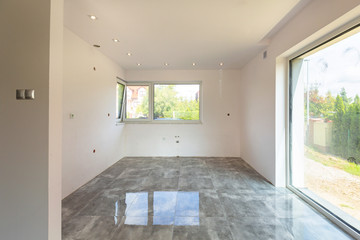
[62,157,354,239]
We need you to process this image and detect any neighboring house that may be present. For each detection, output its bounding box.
[127,86,147,118]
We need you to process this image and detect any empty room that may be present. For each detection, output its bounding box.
[2,0,360,239]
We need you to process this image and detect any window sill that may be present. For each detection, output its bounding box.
[123,120,202,124]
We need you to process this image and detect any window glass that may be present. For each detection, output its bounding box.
[154,84,200,121]
[289,26,360,231]
[116,82,125,119]
[126,85,149,119]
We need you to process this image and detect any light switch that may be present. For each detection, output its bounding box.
[16,89,25,100]
[25,89,35,100]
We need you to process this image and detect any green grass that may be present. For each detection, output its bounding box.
[305,146,360,177]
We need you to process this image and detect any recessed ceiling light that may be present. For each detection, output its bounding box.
[219,62,224,66]
[112,38,119,43]
[127,53,132,56]
[137,63,141,66]
[93,44,100,48]
[164,63,169,66]
[192,63,196,66]
[89,15,97,20]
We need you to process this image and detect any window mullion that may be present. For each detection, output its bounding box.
[150,83,154,121]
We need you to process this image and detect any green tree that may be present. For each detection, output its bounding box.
[174,98,200,120]
[305,89,335,121]
[340,87,352,110]
[306,87,360,164]
[348,95,360,161]
[153,85,178,119]
[149,85,200,120]
[308,88,325,117]
[322,91,336,120]
[332,95,347,157]
[136,90,149,118]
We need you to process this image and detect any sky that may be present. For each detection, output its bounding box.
[172,84,199,101]
[304,28,360,99]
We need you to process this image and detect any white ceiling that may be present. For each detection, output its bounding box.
[64,0,305,70]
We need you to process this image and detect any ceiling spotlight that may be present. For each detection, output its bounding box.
[137,63,141,66]
[112,38,119,43]
[192,63,196,66]
[219,62,224,66]
[127,53,132,56]
[93,44,100,48]
[164,63,169,66]
[89,15,97,20]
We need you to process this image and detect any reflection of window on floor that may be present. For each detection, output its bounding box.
[124,192,149,225]
[118,191,199,226]
[289,25,360,233]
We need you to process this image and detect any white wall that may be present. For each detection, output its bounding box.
[239,0,360,186]
[124,70,241,157]
[0,0,63,239]
[49,0,64,239]
[62,28,126,198]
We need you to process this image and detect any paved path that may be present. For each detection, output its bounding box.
[305,157,360,220]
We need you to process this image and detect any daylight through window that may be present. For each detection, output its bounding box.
[289,25,360,232]
[121,82,201,122]
[116,81,125,120]
[126,85,150,120]
[154,84,200,121]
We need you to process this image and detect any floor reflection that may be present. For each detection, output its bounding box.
[124,192,148,225]
[121,191,199,226]
[63,157,354,240]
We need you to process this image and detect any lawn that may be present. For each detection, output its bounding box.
[305,146,360,177]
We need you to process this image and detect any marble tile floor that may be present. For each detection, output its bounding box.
[62,157,354,240]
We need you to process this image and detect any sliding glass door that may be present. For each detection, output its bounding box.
[289,25,360,234]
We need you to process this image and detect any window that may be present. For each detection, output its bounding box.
[126,85,150,120]
[122,82,201,122]
[289,25,360,234]
[116,79,125,120]
[154,84,200,121]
